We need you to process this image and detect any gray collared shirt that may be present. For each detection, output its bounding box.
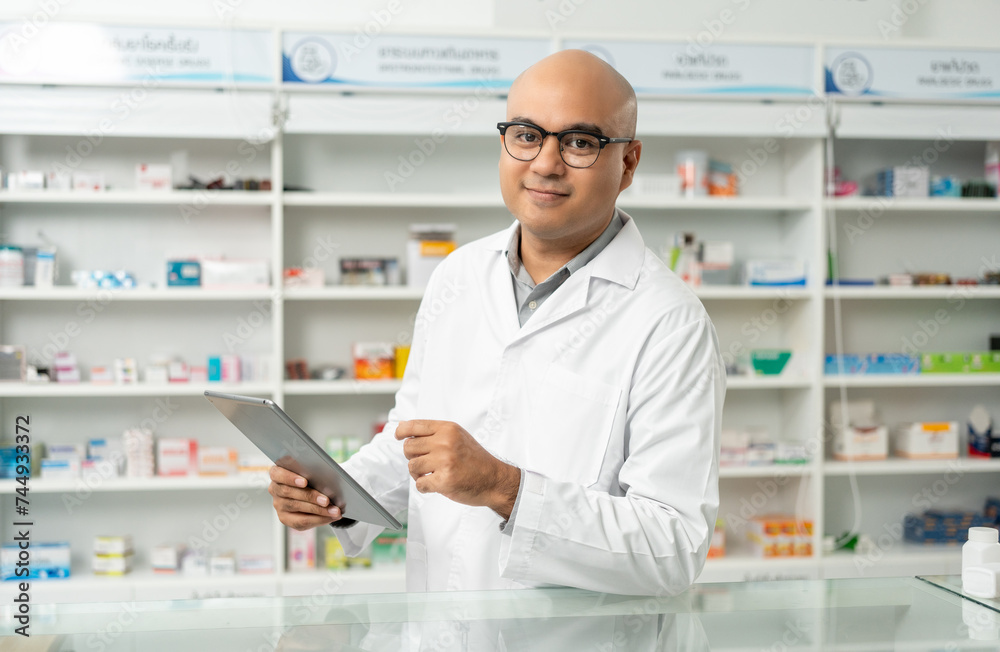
[505,211,625,327]
[498,210,625,534]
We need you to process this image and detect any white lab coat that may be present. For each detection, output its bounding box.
[337,210,725,596]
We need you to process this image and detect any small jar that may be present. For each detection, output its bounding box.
[0,245,24,287]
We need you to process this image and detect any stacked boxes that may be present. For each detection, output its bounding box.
[93,536,134,576]
[746,516,813,558]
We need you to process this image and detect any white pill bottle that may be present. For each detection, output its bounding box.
[965,527,1000,569]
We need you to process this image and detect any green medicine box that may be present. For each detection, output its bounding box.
[750,350,792,376]
[920,352,1000,373]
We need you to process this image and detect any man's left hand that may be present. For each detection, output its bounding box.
[395,420,520,520]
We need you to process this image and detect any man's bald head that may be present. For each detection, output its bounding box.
[509,49,637,138]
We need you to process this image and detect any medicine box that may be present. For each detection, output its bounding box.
[181,551,208,576]
[287,528,315,571]
[2,542,71,580]
[894,422,959,459]
[371,530,407,566]
[707,520,725,558]
[237,554,274,575]
[746,516,812,558]
[622,172,681,198]
[151,544,185,573]
[719,430,749,467]
[407,224,456,289]
[825,354,867,375]
[93,552,134,575]
[41,458,80,479]
[200,258,269,289]
[875,166,929,198]
[156,438,198,477]
[833,425,888,461]
[136,163,172,192]
[743,259,806,287]
[94,535,133,556]
[865,354,920,374]
[72,171,105,192]
[46,170,72,191]
[353,342,395,380]
[919,351,1000,374]
[283,267,324,288]
[210,553,237,575]
[198,447,238,476]
[750,350,791,376]
[325,537,349,569]
[11,171,45,190]
[167,260,201,287]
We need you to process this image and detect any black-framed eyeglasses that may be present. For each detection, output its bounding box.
[496,121,633,169]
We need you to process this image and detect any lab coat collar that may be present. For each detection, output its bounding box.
[479,208,645,341]
[479,208,644,292]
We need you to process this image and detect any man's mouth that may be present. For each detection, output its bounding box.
[524,186,569,199]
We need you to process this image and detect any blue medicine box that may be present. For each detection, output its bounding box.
[824,354,866,375]
[167,260,201,287]
[865,354,920,374]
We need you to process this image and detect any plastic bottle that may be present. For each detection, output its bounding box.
[963,527,1000,571]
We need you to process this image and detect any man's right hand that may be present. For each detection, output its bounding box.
[268,466,344,531]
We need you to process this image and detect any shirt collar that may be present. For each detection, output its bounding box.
[483,208,644,290]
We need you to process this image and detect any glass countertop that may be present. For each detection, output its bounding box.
[2,576,999,650]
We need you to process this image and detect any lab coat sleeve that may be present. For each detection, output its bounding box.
[332,275,439,555]
[499,316,724,596]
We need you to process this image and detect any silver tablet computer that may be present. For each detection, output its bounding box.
[205,390,402,531]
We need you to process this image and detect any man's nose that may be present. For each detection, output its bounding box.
[529,134,566,175]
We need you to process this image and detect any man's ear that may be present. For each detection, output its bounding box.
[618,140,642,193]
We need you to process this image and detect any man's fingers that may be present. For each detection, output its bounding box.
[401,436,432,459]
[267,480,341,514]
[394,419,442,439]
[407,455,434,479]
[270,465,308,488]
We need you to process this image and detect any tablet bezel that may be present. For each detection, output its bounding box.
[204,390,402,531]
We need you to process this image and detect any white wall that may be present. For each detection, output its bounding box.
[1,0,999,46]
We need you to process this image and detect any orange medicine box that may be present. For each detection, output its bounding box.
[353,342,395,380]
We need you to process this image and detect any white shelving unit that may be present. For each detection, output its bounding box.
[1,44,998,603]
[822,98,1000,587]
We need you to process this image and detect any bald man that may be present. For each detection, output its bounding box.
[269,50,726,596]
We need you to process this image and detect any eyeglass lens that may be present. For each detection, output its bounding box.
[503,124,602,168]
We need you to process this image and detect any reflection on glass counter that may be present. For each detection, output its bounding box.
[1,577,999,651]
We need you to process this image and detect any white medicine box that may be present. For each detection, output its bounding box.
[894,421,959,459]
[831,400,888,461]
[406,224,456,289]
[136,164,172,192]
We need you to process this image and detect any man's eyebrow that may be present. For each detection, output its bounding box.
[509,116,605,136]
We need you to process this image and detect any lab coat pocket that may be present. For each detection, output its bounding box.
[528,364,621,487]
